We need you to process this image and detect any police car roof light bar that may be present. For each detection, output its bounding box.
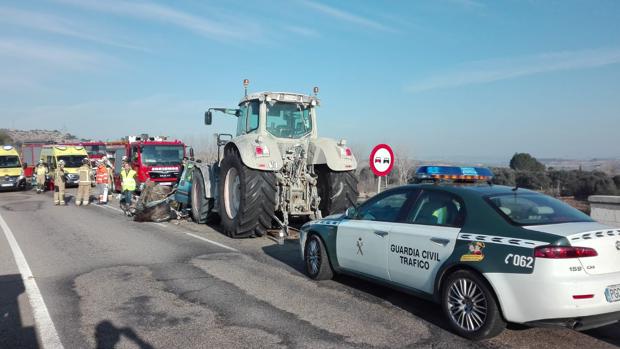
[415,166,494,183]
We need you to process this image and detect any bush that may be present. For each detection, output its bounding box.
[509,153,545,172]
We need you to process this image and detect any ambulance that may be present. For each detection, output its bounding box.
[40,145,89,187]
[0,145,27,191]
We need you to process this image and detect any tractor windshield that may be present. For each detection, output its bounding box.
[266,102,313,139]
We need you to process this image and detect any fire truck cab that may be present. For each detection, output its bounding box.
[112,135,185,192]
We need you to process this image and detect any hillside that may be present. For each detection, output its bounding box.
[0,128,81,145]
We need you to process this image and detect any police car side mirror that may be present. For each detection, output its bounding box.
[205,111,213,125]
[345,206,357,219]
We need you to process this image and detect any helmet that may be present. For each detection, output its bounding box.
[58,160,65,166]
[122,155,128,161]
[38,159,43,164]
[82,158,89,165]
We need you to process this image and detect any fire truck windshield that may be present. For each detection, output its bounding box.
[141,145,184,166]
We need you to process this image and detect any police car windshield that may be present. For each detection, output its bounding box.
[486,192,593,226]
[57,156,84,168]
[266,102,312,139]
[141,145,183,166]
[0,156,20,168]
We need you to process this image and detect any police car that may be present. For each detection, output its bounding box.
[299,166,620,340]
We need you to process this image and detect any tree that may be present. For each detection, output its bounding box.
[393,146,416,185]
[515,171,551,191]
[509,153,545,172]
[491,167,516,186]
[613,175,620,190]
[0,130,12,145]
[573,171,617,199]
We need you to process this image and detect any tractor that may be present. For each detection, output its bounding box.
[185,80,358,238]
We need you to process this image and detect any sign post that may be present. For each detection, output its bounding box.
[369,144,394,193]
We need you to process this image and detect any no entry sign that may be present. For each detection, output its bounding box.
[369,144,394,177]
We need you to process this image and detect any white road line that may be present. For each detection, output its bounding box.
[184,232,239,252]
[91,203,237,252]
[97,204,124,213]
[0,214,64,349]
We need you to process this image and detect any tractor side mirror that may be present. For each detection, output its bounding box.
[205,111,213,125]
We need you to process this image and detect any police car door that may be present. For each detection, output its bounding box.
[336,188,413,281]
[387,189,465,294]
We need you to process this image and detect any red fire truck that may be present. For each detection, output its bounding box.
[20,141,53,178]
[110,135,186,192]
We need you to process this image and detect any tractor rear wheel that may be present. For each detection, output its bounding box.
[316,165,358,217]
[191,168,210,224]
[219,147,276,238]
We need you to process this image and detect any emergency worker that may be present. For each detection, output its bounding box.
[35,160,48,193]
[95,160,110,204]
[75,158,92,206]
[53,160,67,205]
[120,161,137,210]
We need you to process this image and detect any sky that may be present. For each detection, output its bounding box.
[1,0,619,163]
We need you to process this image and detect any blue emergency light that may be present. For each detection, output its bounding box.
[415,166,493,181]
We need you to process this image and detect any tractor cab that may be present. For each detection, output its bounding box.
[205,82,319,141]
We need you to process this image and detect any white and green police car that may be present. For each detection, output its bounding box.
[299,166,620,340]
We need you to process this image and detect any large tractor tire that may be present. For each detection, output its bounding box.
[316,165,358,217]
[219,147,277,238]
[190,168,210,224]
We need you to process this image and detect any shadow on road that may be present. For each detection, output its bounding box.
[584,322,620,347]
[0,274,39,349]
[95,320,154,349]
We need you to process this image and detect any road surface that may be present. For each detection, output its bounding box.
[0,189,618,348]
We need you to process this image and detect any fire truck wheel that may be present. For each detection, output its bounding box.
[219,147,276,238]
[316,165,359,217]
[191,168,210,224]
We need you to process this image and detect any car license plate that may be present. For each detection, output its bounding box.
[605,285,620,303]
[1,183,13,187]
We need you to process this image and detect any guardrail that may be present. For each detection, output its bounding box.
[588,195,620,226]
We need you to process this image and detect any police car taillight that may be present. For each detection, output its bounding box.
[534,246,598,258]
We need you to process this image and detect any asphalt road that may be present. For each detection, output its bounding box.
[0,189,618,349]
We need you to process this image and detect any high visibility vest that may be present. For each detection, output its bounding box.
[78,165,91,184]
[96,166,109,184]
[121,169,137,191]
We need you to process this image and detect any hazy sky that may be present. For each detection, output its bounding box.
[1,0,619,162]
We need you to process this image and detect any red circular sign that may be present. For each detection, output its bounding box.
[369,144,394,177]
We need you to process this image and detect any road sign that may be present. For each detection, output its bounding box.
[369,144,394,177]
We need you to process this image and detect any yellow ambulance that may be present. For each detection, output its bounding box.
[0,145,27,191]
[40,145,89,186]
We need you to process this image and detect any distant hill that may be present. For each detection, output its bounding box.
[540,158,620,174]
[1,129,82,146]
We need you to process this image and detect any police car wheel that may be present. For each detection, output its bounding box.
[441,270,505,340]
[304,234,333,280]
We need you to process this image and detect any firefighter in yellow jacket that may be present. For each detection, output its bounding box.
[75,158,92,206]
[35,160,48,193]
[53,160,66,205]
